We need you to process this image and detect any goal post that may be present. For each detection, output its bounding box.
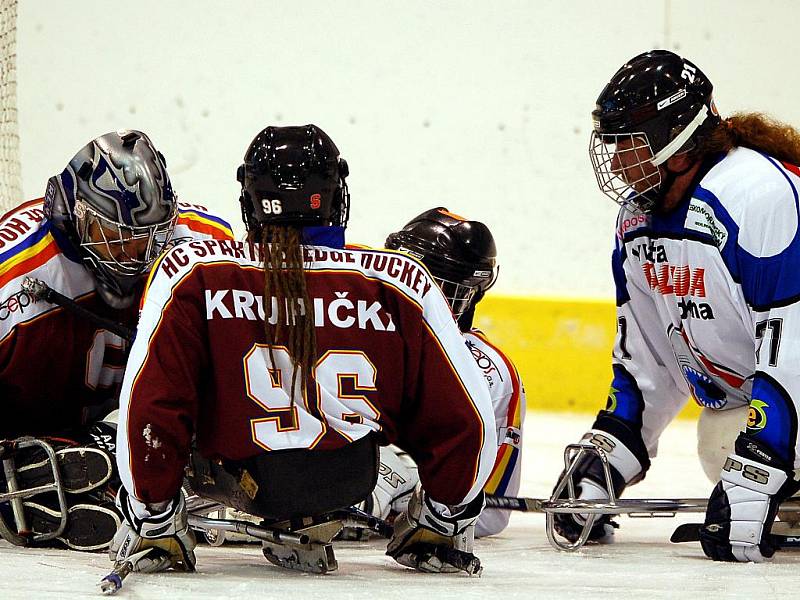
[0,0,21,215]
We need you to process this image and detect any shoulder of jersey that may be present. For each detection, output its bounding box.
[464,329,523,398]
[615,204,650,241]
[174,201,234,241]
[0,198,62,290]
[147,242,440,308]
[700,147,800,256]
[465,329,512,371]
[0,199,94,339]
[310,246,436,300]
[344,242,374,250]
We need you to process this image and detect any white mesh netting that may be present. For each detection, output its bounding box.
[0,0,20,215]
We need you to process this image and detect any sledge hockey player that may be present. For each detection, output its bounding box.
[110,125,496,575]
[552,49,800,562]
[0,130,232,551]
[359,208,524,538]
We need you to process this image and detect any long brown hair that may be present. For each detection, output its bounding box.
[250,223,316,402]
[697,112,800,166]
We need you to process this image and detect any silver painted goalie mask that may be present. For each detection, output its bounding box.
[44,130,177,308]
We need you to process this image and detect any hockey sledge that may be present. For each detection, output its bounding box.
[0,437,69,546]
[540,442,800,551]
[185,495,387,574]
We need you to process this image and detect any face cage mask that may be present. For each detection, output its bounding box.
[589,131,663,214]
[334,181,351,228]
[434,276,478,320]
[74,198,177,277]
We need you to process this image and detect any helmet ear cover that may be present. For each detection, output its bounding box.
[238,125,349,231]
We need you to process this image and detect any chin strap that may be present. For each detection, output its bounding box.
[636,156,698,214]
[651,106,710,166]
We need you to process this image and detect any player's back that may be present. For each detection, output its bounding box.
[128,239,494,504]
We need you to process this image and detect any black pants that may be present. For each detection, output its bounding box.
[188,434,379,520]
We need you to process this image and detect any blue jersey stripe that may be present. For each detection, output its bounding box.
[492,447,519,496]
[177,208,232,230]
[0,224,50,266]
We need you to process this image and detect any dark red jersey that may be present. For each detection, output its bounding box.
[118,240,496,507]
[0,200,233,437]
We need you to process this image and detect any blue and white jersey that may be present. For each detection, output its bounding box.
[609,146,800,468]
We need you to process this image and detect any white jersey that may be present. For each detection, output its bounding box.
[464,330,525,537]
[609,146,800,468]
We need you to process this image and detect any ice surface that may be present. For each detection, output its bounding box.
[2,413,797,599]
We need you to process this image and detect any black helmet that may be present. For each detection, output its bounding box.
[385,207,497,325]
[590,50,720,213]
[44,130,177,308]
[237,124,349,231]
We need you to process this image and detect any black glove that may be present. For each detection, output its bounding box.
[700,435,796,562]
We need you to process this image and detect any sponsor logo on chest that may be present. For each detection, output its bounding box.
[0,290,33,321]
[677,298,715,320]
[635,255,707,298]
[630,241,714,319]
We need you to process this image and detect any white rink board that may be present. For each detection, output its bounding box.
[1,413,797,599]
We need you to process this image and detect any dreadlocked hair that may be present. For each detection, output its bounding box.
[696,112,800,167]
[249,223,316,403]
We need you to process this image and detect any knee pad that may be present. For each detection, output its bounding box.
[696,406,748,483]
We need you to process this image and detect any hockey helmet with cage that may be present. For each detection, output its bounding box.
[385,208,497,325]
[43,130,178,309]
[237,124,350,231]
[590,50,720,213]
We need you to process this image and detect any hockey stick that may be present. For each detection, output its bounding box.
[486,494,709,514]
[670,521,800,549]
[22,277,134,342]
[486,494,543,512]
[98,548,162,595]
[184,498,393,540]
[487,493,800,515]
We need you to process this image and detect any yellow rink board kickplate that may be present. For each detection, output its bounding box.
[473,295,701,420]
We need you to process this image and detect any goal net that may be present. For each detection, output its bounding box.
[0,0,20,215]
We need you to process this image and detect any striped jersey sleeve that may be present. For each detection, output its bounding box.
[174,201,234,240]
[464,330,525,536]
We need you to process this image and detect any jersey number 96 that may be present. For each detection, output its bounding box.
[244,345,381,451]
